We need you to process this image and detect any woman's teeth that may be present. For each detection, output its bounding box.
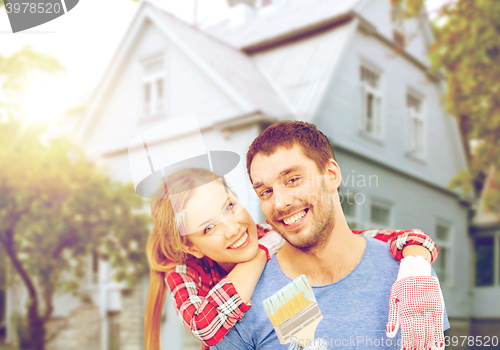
[283,210,306,225]
[229,231,248,249]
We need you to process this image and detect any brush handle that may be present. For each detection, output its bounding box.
[285,316,323,345]
[275,302,323,345]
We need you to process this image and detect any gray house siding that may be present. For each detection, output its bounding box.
[329,147,471,319]
[314,27,467,191]
[311,18,472,333]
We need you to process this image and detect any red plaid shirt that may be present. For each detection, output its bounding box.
[165,223,438,350]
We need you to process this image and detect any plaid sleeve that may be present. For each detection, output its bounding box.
[352,229,439,263]
[165,264,251,347]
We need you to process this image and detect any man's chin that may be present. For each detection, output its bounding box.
[281,234,318,252]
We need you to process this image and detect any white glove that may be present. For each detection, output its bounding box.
[386,256,445,350]
[258,230,285,260]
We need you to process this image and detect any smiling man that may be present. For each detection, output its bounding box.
[213,121,449,350]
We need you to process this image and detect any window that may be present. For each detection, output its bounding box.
[434,223,452,285]
[406,92,424,157]
[142,57,165,118]
[360,64,382,138]
[370,203,391,228]
[475,236,494,287]
[341,193,360,229]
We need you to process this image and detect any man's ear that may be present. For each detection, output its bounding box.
[324,158,342,192]
[182,243,204,259]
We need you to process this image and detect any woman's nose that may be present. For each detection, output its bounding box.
[222,218,241,239]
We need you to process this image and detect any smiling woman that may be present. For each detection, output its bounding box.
[144,167,284,350]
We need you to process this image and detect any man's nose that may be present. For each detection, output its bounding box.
[273,188,291,210]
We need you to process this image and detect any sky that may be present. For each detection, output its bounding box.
[0,0,448,124]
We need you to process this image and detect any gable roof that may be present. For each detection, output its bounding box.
[152,5,293,120]
[78,1,292,141]
[205,0,361,51]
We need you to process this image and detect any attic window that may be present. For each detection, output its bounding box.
[142,56,165,118]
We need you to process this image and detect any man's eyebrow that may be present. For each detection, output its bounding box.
[279,165,304,178]
[252,165,305,190]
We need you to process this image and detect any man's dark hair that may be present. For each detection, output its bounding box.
[246,121,336,183]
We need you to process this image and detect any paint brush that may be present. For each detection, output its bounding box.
[263,275,323,348]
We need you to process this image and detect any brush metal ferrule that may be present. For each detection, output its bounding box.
[273,301,323,344]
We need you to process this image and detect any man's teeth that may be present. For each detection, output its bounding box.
[229,232,248,249]
[283,210,306,225]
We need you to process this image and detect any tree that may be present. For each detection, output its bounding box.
[394,0,500,211]
[0,48,150,350]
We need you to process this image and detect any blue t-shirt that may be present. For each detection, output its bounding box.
[214,236,450,350]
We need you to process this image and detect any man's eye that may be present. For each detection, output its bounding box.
[204,225,216,234]
[287,177,300,185]
[260,189,272,197]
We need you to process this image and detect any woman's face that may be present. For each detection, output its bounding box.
[182,179,259,272]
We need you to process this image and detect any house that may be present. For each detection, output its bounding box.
[5,0,495,349]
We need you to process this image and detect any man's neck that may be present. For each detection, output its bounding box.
[276,220,366,286]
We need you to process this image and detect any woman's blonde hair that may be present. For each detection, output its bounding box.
[144,167,222,350]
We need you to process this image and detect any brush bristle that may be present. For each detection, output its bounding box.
[263,275,316,327]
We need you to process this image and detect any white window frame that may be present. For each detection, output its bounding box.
[368,200,393,229]
[360,62,383,140]
[434,220,453,288]
[340,191,363,230]
[406,90,425,159]
[140,54,167,120]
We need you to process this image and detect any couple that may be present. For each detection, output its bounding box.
[144,121,449,350]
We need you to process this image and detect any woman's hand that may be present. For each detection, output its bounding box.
[258,230,286,261]
[386,256,445,350]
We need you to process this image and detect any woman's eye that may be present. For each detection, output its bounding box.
[226,203,234,213]
[204,225,215,234]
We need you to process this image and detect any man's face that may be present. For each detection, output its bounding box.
[250,144,336,251]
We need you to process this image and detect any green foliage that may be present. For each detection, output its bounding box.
[0,120,150,292]
[432,1,500,206]
[0,47,150,349]
[0,46,65,120]
[400,0,500,209]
